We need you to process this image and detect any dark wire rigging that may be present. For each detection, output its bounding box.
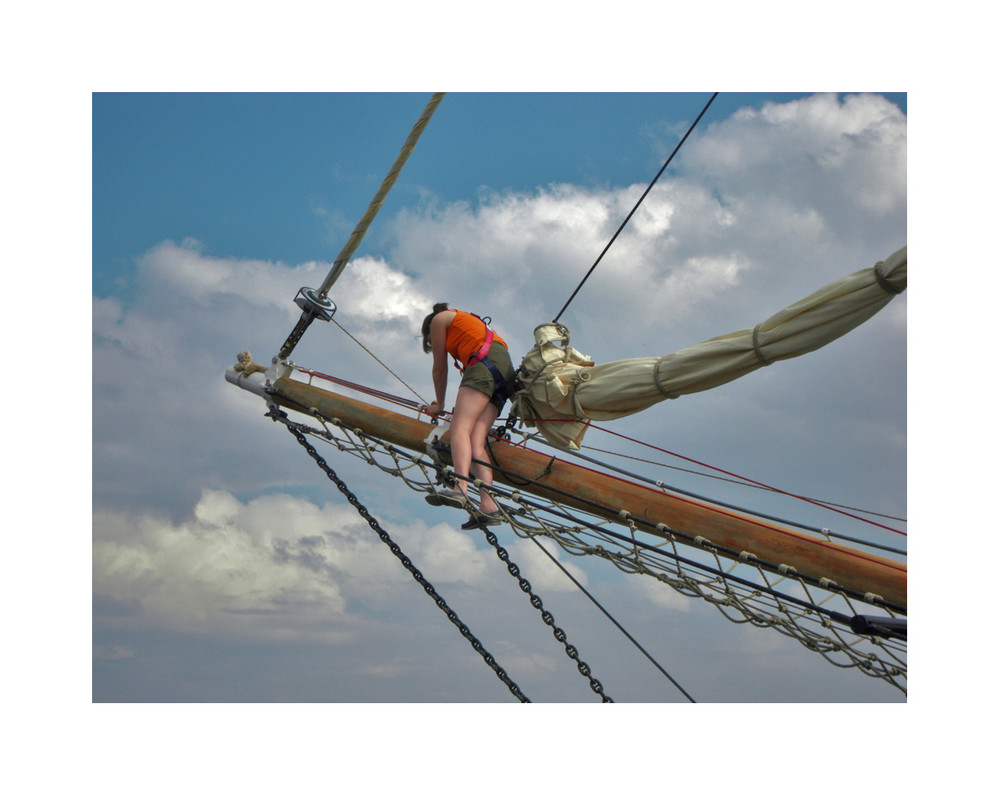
[552,92,719,324]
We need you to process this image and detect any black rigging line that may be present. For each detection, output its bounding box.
[552,92,719,324]
[526,533,697,702]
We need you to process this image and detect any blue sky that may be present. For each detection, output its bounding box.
[92,89,909,703]
[84,85,919,790]
[93,92,904,300]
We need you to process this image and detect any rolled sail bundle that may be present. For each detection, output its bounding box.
[515,245,907,449]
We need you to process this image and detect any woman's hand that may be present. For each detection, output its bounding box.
[425,401,444,417]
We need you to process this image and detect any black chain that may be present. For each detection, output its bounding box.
[268,407,531,703]
[481,527,613,702]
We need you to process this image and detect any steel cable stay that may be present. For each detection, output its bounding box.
[524,531,697,702]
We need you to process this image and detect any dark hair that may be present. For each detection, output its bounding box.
[421,303,450,353]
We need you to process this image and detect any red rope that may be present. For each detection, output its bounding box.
[585,424,906,537]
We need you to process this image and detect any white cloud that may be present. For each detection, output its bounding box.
[138,238,330,322]
[92,489,507,642]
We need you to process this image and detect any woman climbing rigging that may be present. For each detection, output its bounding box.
[421,303,516,529]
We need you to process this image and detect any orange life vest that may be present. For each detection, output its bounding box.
[445,310,507,367]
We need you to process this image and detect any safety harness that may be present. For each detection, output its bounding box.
[453,315,511,409]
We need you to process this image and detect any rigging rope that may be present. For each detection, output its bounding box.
[576,441,907,524]
[317,93,446,299]
[330,317,429,405]
[552,92,718,324]
[534,436,906,555]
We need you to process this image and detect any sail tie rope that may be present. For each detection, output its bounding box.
[751,324,770,366]
[873,260,905,294]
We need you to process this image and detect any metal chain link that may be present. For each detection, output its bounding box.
[268,407,531,703]
[481,527,613,702]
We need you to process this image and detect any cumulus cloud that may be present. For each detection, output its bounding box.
[92,489,503,642]
[138,238,375,321]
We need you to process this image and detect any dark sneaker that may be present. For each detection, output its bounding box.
[461,510,502,530]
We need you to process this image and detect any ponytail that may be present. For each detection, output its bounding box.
[421,303,450,353]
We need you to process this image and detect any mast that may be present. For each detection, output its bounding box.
[227,365,906,609]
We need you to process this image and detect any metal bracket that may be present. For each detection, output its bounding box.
[293,287,337,321]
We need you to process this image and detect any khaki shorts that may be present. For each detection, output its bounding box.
[460,342,516,402]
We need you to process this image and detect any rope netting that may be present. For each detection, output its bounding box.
[274,390,907,695]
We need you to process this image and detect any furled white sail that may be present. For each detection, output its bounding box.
[515,245,907,449]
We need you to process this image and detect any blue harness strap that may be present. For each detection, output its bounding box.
[480,354,511,410]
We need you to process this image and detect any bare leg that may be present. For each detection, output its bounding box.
[449,386,493,500]
[469,400,501,514]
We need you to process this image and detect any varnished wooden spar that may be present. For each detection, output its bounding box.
[271,375,907,609]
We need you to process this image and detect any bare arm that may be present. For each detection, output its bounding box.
[427,310,453,415]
